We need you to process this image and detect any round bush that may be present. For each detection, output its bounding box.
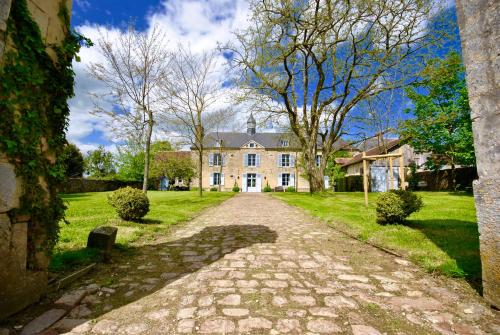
[263,183,272,192]
[286,186,296,192]
[376,190,423,224]
[232,185,240,192]
[107,187,149,221]
[390,189,423,217]
[210,187,218,191]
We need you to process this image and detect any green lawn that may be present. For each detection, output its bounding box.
[51,191,233,272]
[273,191,481,290]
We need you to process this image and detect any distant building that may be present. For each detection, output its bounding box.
[191,114,354,192]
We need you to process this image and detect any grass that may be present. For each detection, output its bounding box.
[273,191,481,290]
[50,191,234,272]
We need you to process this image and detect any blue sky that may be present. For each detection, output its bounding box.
[68,0,461,154]
[68,0,251,153]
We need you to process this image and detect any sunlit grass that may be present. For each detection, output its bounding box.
[50,190,233,272]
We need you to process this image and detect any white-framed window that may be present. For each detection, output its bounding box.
[281,154,290,167]
[247,154,256,166]
[316,155,321,167]
[213,173,221,185]
[280,140,289,147]
[213,153,222,166]
[249,142,255,148]
[281,173,290,186]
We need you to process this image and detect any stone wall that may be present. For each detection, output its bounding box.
[0,0,73,320]
[456,0,499,307]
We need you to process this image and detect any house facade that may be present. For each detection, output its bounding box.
[192,115,351,192]
[340,139,430,192]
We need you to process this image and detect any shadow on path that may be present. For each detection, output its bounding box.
[26,224,276,331]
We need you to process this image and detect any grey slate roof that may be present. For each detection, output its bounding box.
[203,132,352,150]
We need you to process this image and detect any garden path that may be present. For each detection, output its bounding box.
[37,194,499,334]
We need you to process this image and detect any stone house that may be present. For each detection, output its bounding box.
[191,114,353,192]
[340,138,430,192]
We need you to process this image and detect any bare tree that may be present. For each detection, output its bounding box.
[159,46,221,197]
[88,24,170,193]
[225,0,445,192]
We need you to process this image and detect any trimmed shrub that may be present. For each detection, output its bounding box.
[232,181,240,192]
[263,182,272,192]
[286,186,296,192]
[376,190,423,224]
[107,187,149,221]
[391,189,423,217]
[210,187,218,192]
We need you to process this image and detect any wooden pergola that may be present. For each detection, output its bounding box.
[362,148,406,207]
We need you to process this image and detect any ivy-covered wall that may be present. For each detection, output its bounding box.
[0,0,89,319]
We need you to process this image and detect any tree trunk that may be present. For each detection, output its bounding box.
[450,161,456,191]
[198,150,203,197]
[304,145,324,193]
[142,116,153,194]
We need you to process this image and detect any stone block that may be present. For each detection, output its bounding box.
[0,162,20,213]
[20,308,66,335]
[54,289,87,310]
[0,0,12,32]
[0,214,10,255]
[0,270,47,320]
[11,222,27,271]
[87,226,117,259]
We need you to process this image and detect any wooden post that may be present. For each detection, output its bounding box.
[362,152,368,207]
[399,148,405,190]
[389,157,394,190]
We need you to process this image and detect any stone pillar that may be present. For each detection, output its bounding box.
[456,0,499,307]
[0,0,73,320]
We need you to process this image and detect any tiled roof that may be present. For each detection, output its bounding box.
[203,132,353,150]
[341,139,401,167]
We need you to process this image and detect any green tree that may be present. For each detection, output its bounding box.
[226,0,444,192]
[324,150,349,190]
[151,153,196,188]
[84,145,116,178]
[400,52,475,189]
[60,143,84,178]
[117,140,174,181]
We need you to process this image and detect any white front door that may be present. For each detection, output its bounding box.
[246,173,260,192]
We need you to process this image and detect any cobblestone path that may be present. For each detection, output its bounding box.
[44,194,498,334]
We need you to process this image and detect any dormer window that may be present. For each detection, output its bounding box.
[280,140,289,147]
[249,142,255,148]
[215,140,222,148]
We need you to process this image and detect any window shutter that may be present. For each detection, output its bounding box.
[256,154,261,167]
[242,174,247,192]
[243,154,247,167]
[277,153,281,167]
[209,173,214,186]
[208,153,214,166]
[221,173,225,186]
[290,155,295,167]
[324,175,330,189]
[222,155,225,166]
[278,173,282,187]
[290,173,295,188]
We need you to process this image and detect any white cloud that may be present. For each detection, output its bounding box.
[68,0,251,152]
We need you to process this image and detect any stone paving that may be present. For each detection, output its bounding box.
[17,194,500,334]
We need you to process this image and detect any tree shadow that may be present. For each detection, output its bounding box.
[7,224,278,331]
[405,219,482,293]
